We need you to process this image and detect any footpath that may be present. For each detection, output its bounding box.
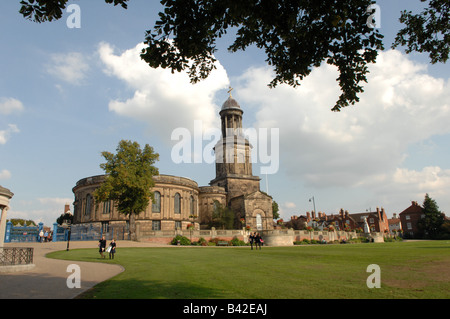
[0,240,162,299]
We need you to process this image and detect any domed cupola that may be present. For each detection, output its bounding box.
[219,87,243,137]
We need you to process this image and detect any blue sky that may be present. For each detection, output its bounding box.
[1,1,449,226]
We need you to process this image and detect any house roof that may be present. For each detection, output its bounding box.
[399,201,423,215]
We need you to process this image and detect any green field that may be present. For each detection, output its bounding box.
[48,241,450,299]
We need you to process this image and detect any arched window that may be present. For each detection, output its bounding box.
[190,196,195,216]
[152,191,161,213]
[85,194,92,216]
[256,214,263,230]
[174,193,181,214]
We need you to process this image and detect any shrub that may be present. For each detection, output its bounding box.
[293,239,311,245]
[171,235,191,246]
[230,236,246,246]
[208,238,219,245]
[197,237,208,246]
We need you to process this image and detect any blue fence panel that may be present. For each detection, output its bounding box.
[4,222,43,243]
[5,222,129,243]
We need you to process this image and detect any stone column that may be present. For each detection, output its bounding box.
[0,206,8,247]
[0,186,14,247]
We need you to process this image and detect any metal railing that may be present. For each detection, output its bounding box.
[0,247,34,265]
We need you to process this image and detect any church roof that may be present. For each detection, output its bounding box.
[221,96,241,110]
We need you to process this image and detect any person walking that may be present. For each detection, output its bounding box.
[108,239,116,259]
[255,233,262,250]
[98,236,106,258]
[249,232,255,250]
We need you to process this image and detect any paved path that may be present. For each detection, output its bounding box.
[0,240,163,299]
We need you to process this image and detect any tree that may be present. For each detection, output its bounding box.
[7,219,36,227]
[417,193,445,239]
[272,201,280,220]
[392,0,449,64]
[440,220,450,239]
[56,212,73,225]
[210,200,235,229]
[18,1,449,111]
[93,140,159,241]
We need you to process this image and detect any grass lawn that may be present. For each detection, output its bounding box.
[47,240,450,299]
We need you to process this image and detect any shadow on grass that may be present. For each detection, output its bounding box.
[77,278,227,299]
[416,246,450,249]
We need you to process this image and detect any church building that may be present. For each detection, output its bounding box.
[72,94,274,234]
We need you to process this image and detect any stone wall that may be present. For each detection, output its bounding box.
[138,228,246,245]
[137,228,370,246]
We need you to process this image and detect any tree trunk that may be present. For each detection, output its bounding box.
[129,213,137,241]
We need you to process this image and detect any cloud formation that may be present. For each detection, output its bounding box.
[0,124,19,145]
[234,50,450,213]
[0,169,11,180]
[8,197,72,226]
[0,97,24,115]
[92,42,449,215]
[97,42,230,143]
[236,50,450,187]
[46,52,90,84]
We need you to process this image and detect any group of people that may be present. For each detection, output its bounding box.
[98,236,116,259]
[248,232,263,250]
[39,230,52,242]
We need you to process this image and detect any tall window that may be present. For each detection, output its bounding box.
[174,193,181,214]
[85,194,92,216]
[190,196,195,216]
[102,221,109,233]
[152,191,161,213]
[103,200,111,215]
[256,214,262,230]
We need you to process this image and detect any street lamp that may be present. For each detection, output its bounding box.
[62,219,72,251]
[309,196,317,215]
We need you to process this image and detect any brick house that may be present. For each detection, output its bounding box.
[346,207,389,233]
[288,207,389,233]
[399,201,424,238]
[388,213,402,235]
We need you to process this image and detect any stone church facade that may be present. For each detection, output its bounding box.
[72,95,274,234]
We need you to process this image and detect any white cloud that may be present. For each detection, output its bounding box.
[46,52,90,84]
[284,202,297,209]
[0,169,11,180]
[0,124,20,145]
[8,197,72,226]
[276,201,298,220]
[97,42,230,143]
[235,50,450,190]
[0,97,24,115]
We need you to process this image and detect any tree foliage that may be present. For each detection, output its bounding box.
[392,0,450,64]
[272,200,280,220]
[417,193,445,239]
[141,0,384,111]
[7,219,37,227]
[18,0,449,111]
[210,200,235,229]
[19,0,129,22]
[56,212,73,225]
[93,140,159,240]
